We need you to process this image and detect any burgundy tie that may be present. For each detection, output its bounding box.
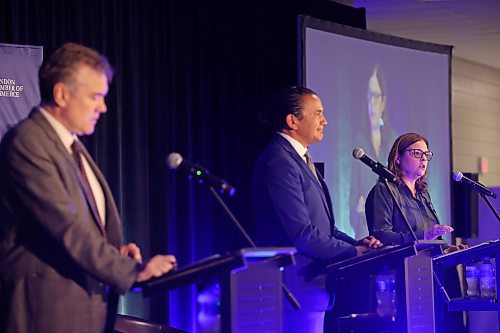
[71,140,106,237]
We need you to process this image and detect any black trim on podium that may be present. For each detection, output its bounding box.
[132,247,296,333]
[114,315,187,333]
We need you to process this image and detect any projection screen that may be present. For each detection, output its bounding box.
[298,16,452,240]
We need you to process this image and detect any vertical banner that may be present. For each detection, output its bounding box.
[0,43,43,139]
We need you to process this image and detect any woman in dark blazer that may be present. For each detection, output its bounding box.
[365,132,453,245]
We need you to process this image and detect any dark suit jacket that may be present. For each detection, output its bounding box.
[252,133,357,262]
[366,180,440,245]
[0,109,140,333]
[252,134,358,325]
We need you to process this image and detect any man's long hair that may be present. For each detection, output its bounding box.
[260,86,318,132]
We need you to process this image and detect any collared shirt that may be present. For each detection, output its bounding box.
[39,108,106,224]
[278,132,308,163]
[399,185,436,232]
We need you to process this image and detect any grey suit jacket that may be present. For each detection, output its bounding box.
[0,109,140,333]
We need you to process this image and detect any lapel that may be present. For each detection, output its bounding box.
[72,142,107,237]
[386,180,441,228]
[422,191,441,225]
[274,134,334,222]
[30,109,110,239]
[317,173,335,222]
[76,143,122,246]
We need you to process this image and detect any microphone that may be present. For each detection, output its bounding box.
[452,172,496,199]
[352,148,398,183]
[166,152,236,196]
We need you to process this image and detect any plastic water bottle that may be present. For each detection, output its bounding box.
[375,272,397,317]
[465,264,480,297]
[197,282,221,333]
[479,257,496,299]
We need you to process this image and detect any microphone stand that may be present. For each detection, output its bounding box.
[479,193,500,223]
[381,178,418,243]
[381,178,451,302]
[209,186,301,310]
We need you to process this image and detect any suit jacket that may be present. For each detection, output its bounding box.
[252,134,357,262]
[366,180,441,245]
[0,109,140,333]
[252,134,358,328]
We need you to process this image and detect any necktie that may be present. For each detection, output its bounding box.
[304,151,319,180]
[71,140,106,237]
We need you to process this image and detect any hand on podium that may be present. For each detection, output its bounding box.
[443,243,469,254]
[355,236,383,256]
[424,224,454,240]
[136,255,177,282]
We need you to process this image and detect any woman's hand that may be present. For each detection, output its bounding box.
[424,225,454,240]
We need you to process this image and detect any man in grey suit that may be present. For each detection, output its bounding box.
[0,43,176,333]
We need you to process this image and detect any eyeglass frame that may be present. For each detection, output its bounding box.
[404,149,433,161]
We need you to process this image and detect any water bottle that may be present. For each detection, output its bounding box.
[465,264,480,297]
[479,257,496,299]
[375,272,397,317]
[197,282,221,333]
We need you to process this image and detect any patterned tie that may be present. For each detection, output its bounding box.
[71,140,106,237]
[304,151,319,180]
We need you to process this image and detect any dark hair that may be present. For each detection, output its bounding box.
[39,42,113,105]
[260,86,318,132]
[387,132,429,192]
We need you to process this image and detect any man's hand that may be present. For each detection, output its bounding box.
[355,246,370,256]
[424,225,454,240]
[120,243,143,263]
[136,255,177,282]
[357,236,383,249]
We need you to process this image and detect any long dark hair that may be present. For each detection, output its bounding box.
[387,132,429,192]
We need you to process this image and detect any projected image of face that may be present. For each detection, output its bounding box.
[367,67,386,131]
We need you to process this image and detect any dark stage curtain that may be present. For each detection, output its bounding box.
[0,0,365,331]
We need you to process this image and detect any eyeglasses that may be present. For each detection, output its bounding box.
[367,92,382,102]
[404,149,433,161]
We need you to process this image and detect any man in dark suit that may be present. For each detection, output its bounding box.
[252,86,381,332]
[0,43,176,333]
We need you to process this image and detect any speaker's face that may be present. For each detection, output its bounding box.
[398,140,429,182]
[367,71,386,129]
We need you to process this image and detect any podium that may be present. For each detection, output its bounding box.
[133,247,296,333]
[433,239,500,324]
[326,241,443,333]
[114,314,188,333]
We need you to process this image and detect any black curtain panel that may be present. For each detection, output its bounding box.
[0,0,365,330]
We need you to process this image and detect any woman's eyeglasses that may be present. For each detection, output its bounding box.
[404,149,433,161]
